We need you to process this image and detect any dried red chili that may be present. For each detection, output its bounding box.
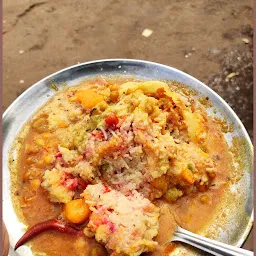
[15,219,83,250]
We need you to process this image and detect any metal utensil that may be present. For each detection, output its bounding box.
[172,225,253,256]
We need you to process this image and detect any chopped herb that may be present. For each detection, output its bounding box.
[200,147,207,153]
[101,164,109,172]
[187,163,195,172]
[51,83,59,91]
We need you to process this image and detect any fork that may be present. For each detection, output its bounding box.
[171,225,253,256]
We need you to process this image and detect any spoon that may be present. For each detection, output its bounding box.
[171,225,253,256]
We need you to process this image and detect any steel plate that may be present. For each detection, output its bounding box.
[2,59,253,256]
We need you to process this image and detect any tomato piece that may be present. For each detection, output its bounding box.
[77,179,88,190]
[63,178,78,191]
[92,131,104,139]
[105,113,119,128]
[55,152,62,158]
[104,185,111,193]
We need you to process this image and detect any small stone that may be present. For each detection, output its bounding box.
[19,80,24,84]
[242,38,249,44]
[118,65,121,69]
[226,72,238,80]
[142,28,153,37]
[19,50,24,54]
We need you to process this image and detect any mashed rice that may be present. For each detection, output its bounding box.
[83,183,159,255]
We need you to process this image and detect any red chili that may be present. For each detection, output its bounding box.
[14,219,83,250]
[55,152,62,158]
[92,131,104,139]
[105,113,119,128]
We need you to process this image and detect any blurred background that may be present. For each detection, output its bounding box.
[3,0,253,251]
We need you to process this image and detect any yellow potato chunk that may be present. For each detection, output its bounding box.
[151,176,169,193]
[118,82,140,95]
[181,168,195,184]
[64,199,91,224]
[31,179,41,190]
[75,89,104,109]
[57,120,69,128]
[200,194,211,204]
[119,81,169,95]
[183,111,204,143]
[139,81,169,94]
[44,154,55,165]
[164,187,183,202]
[32,117,48,133]
[89,245,108,256]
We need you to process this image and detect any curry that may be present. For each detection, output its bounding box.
[10,77,234,256]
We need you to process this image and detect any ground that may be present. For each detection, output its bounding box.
[3,0,253,250]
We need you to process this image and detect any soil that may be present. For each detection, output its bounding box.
[3,0,253,251]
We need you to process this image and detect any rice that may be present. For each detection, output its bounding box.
[41,168,74,203]
[82,183,159,256]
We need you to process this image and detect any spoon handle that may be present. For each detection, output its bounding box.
[173,226,253,256]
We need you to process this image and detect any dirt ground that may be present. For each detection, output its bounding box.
[3,0,253,251]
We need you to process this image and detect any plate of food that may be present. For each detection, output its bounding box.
[3,59,253,256]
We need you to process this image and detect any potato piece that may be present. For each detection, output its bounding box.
[42,133,51,139]
[139,81,169,94]
[183,111,205,143]
[109,91,119,102]
[26,156,37,165]
[200,194,211,204]
[151,176,169,193]
[44,154,55,165]
[23,171,31,181]
[164,187,183,202]
[198,184,207,192]
[32,117,48,133]
[89,245,108,256]
[119,81,169,95]
[164,90,183,106]
[64,199,91,224]
[118,82,140,95]
[35,138,45,147]
[97,101,108,111]
[31,179,41,190]
[57,120,69,128]
[181,168,195,184]
[109,84,119,91]
[25,144,40,154]
[75,89,104,109]
[207,171,216,179]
